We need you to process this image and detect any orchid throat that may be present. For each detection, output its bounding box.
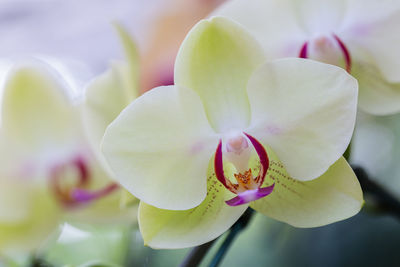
[214,133,275,207]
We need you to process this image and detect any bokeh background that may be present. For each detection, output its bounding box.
[1,0,400,266]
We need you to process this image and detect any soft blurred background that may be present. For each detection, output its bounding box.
[1,0,400,266]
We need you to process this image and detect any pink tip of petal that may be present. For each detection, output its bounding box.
[225,184,275,207]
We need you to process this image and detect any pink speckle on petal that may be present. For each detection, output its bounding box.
[266,125,282,135]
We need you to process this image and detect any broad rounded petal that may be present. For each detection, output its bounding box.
[246,59,358,180]
[343,10,400,83]
[353,61,400,115]
[102,85,219,210]
[213,0,306,58]
[138,161,247,249]
[1,63,80,153]
[0,187,61,253]
[174,16,266,133]
[344,0,400,26]
[292,0,347,34]
[251,150,363,227]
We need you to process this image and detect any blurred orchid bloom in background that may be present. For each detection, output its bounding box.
[102,17,363,248]
[0,60,134,254]
[214,0,400,115]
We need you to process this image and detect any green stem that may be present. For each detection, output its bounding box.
[208,209,255,267]
[179,240,215,267]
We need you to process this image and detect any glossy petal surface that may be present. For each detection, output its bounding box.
[175,16,265,133]
[246,59,357,180]
[251,147,363,227]
[102,85,218,210]
[138,160,247,249]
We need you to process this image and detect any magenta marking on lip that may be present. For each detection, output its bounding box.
[214,134,274,206]
[214,140,230,190]
[333,34,352,73]
[299,42,309,58]
[243,133,269,186]
[225,184,275,206]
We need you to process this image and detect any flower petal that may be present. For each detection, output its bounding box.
[246,59,358,180]
[213,0,306,58]
[251,148,363,227]
[343,9,400,83]
[1,62,80,154]
[84,63,137,162]
[352,60,400,115]
[174,16,266,133]
[102,85,218,210]
[138,160,247,249]
[0,187,61,253]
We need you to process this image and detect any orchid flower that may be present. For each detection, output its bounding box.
[102,17,363,248]
[213,0,400,115]
[0,60,131,253]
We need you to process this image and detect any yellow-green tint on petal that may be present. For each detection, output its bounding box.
[84,63,135,159]
[139,158,247,249]
[1,63,79,153]
[250,146,363,227]
[174,16,266,133]
[102,85,218,210]
[0,187,61,253]
[113,23,140,86]
[246,59,358,181]
[84,25,139,169]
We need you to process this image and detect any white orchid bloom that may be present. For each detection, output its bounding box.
[102,17,363,248]
[214,0,400,115]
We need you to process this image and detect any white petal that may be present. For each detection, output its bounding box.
[102,85,218,210]
[251,155,363,227]
[246,59,358,180]
[138,161,247,249]
[343,8,400,83]
[175,16,266,133]
[353,61,400,115]
[213,0,306,58]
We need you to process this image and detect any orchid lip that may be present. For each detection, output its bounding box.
[299,33,352,73]
[214,132,274,206]
[50,156,119,208]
